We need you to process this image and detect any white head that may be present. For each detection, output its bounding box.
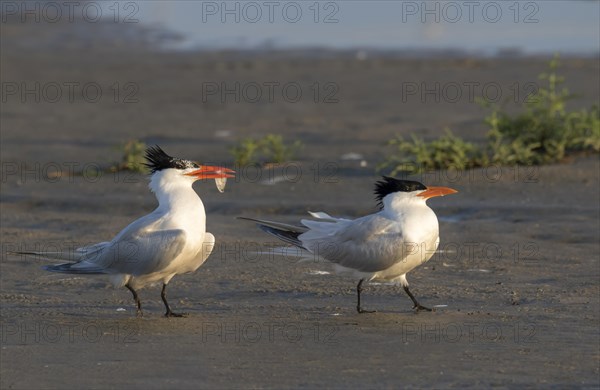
[374,177,458,211]
[144,145,235,194]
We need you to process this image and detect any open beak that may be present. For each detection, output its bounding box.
[417,186,458,200]
[184,165,235,180]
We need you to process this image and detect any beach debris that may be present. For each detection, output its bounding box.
[340,152,364,161]
[308,270,331,275]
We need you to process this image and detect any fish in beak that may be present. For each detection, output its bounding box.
[185,165,235,192]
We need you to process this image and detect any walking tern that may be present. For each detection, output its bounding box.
[240,177,457,313]
[15,146,234,317]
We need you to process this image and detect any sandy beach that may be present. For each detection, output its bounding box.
[1,17,599,389]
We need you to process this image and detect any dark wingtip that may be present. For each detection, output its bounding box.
[43,263,104,274]
[43,263,68,272]
[257,224,307,250]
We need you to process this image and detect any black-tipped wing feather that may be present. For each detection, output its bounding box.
[237,217,308,250]
[44,263,106,274]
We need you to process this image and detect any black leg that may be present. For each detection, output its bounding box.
[356,279,376,314]
[125,284,143,317]
[161,283,188,317]
[403,285,433,312]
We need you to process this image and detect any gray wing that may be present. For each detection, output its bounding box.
[66,228,187,275]
[300,214,406,272]
[24,210,187,275]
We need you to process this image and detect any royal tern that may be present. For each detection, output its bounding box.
[15,146,234,317]
[240,177,457,313]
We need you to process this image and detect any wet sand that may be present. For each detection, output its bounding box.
[1,21,599,389]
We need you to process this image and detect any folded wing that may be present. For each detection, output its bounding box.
[300,214,404,272]
[242,212,406,273]
[39,229,186,276]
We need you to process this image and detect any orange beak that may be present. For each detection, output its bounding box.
[184,165,235,180]
[417,186,458,200]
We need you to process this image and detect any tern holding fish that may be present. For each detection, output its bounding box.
[15,146,234,317]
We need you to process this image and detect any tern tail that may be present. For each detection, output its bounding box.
[237,217,308,250]
[43,263,106,274]
[9,251,106,274]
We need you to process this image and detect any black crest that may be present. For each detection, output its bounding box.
[144,145,198,173]
[374,176,427,209]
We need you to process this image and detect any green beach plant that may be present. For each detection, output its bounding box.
[379,55,600,174]
[231,134,303,165]
[377,130,482,175]
[113,139,148,173]
[483,55,600,165]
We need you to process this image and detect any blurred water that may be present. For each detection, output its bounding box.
[132,0,600,55]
